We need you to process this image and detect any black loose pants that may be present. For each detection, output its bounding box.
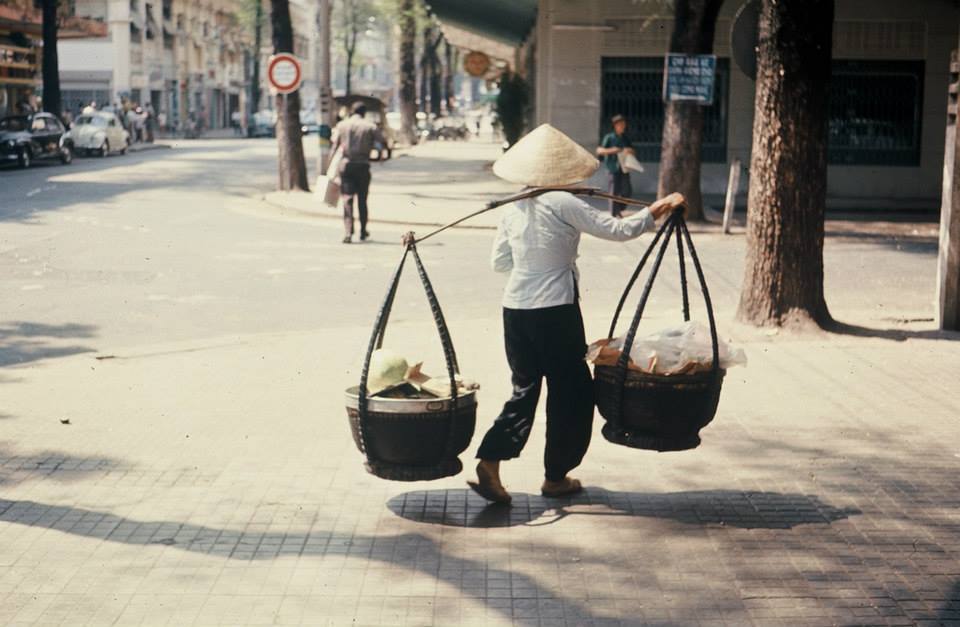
[341,162,371,237]
[476,304,595,482]
[608,171,632,217]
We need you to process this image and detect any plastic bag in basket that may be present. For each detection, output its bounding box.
[587,321,746,375]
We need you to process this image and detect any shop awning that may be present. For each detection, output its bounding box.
[426,0,536,46]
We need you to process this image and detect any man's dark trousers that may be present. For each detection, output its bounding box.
[341,162,371,237]
[476,303,595,482]
[608,170,632,217]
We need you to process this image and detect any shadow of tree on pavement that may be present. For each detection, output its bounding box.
[0,498,610,625]
[0,321,97,368]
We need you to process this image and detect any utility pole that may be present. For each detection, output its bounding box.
[316,0,333,181]
[938,47,960,330]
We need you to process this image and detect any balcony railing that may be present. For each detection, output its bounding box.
[0,43,40,86]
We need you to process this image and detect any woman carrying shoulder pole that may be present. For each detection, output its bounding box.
[468,124,675,504]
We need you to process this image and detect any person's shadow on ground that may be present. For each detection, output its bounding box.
[386,487,860,529]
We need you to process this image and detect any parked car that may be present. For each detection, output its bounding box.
[334,95,396,160]
[250,110,276,138]
[300,109,319,135]
[0,112,73,168]
[66,111,130,157]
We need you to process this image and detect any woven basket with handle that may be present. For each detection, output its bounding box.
[347,241,476,481]
[594,208,725,452]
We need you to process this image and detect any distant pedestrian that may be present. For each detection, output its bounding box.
[331,101,387,244]
[144,103,155,142]
[596,113,635,217]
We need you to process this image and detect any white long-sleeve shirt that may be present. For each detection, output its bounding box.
[491,191,655,309]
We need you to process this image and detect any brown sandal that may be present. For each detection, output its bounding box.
[541,477,583,498]
[467,462,512,505]
[467,480,512,505]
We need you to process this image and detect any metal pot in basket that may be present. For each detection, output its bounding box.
[347,241,477,481]
[595,209,725,452]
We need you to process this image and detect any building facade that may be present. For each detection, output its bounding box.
[0,0,41,117]
[532,0,959,209]
[431,0,959,209]
[60,0,251,131]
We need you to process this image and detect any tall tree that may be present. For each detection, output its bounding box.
[494,71,528,147]
[40,0,62,118]
[418,23,431,113]
[334,0,378,94]
[428,34,442,116]
[418,21,442,116]
[442,40,456,114]
[270,0,309,190]
[397,0,417,143]
[656,0,723,221]
[248,0,263,135]
[737,0,834,328]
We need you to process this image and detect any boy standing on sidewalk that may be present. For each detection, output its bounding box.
[596,114,635,217]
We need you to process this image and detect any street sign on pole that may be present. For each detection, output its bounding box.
[267,53,303,95]
[663,54,717,104]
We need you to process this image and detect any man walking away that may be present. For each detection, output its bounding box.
[332,101,386,244]
[596,114,635,217]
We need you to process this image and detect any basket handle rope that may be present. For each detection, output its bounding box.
[356,239,461,458]
[606,210,721,427]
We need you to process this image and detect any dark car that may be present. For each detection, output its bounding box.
[0,112,74,168]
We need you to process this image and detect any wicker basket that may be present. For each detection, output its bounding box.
[597,210,724,452]
[595,366,724,451]
[346,388,477,481]
[348,242,476,481]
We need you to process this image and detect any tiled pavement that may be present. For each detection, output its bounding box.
[1,319,959,626]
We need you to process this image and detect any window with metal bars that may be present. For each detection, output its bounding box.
[828,60,924,166]
[600,56,729,162]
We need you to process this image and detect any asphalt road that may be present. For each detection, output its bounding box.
[0,138,942,365]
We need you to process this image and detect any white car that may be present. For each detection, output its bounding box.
[67,111,130,157]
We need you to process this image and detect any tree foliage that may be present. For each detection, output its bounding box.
[332,0,381,95]
[495,72,528,147]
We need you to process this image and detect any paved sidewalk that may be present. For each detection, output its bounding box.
[264,140,517,230]
[1,137,959,626]
[2,316,959,626]
[263,140,941,245]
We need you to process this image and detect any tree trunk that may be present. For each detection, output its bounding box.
[442,40,454,114]
[419,24,431,115]
[656,0,723,221]
[398,0,417,144]
[41,0,62,119]
[737,0,834,328]
[345,46,354,94]
[249,0,263,134]
[270,0,308,191]
[429,38,442,117]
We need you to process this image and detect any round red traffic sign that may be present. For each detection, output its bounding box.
[268,53,302,94]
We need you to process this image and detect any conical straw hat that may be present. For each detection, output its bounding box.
[493,123,599,186]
